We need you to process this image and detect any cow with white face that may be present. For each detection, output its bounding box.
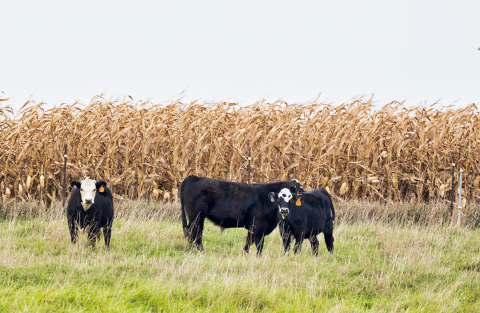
[268,188,301,220]
[67,177,114,248]
[269,188,335,256]
[76,178,97,210]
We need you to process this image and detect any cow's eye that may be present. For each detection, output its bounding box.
[93,189,96,192]
[80,189,83,191]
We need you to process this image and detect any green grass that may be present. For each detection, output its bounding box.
[0,202,480,312]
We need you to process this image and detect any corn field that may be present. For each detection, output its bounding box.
[0,95,479,204]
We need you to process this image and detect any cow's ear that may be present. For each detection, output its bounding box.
[268,192,277,202]
[95,181,107,193]
[70,181,81,189]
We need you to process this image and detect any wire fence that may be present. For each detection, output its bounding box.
[1,153,477,216]
[0,135,478,217]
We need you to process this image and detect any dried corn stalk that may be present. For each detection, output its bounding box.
[0,96,477,202]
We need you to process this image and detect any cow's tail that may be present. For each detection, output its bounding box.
[323,191,335,252]
[180,178,189,237]
[325,191,336,231]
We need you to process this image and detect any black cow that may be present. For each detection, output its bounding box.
[180,176,304,255]
[268,188,335,255]
[67,177,114,248]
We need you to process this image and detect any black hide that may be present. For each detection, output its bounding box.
[279,188,335,255]
[66,181,114,248]
[180,175,304,255]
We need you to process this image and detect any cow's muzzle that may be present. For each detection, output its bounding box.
[85,199,93,204]
[279,208,289,219]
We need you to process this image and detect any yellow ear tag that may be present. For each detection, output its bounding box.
[99,186,104,193]
[296,198,302,206]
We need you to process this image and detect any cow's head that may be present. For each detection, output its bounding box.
[70,177,107,211]
[291,179,304,193]
[268,188,303,220]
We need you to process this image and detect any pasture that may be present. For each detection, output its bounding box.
[0,200,479,312]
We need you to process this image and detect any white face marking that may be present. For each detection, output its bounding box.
[277,188,292,219]
[278,188,293,202]
[80,178,96,211]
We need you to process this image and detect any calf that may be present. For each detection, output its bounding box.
[268,188,335,255]
[180,176,304,255]
[67,177,114,248]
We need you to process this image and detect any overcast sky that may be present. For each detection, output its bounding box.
[1,0,479,109]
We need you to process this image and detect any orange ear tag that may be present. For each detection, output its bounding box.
[296,198,302,206]
[99,186,104,193]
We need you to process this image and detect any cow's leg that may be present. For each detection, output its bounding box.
[68,217,78,244]
[243,231,254,254]
[184,213,197,243]
[293,233,305,254]
[103,224,112,248]
[283,234,292,253]
[190,213,206,251]
[283,232,292,253]
[254,233,266,256]
[309,236,320,256]
[87,226,100,248]
[324,232,334,253]
[279,222,291,253]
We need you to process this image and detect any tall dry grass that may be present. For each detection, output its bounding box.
[0,94,479,204]
[2,199,480,229]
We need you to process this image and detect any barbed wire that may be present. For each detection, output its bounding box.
[1,169,477,175]
[0,174,475,187]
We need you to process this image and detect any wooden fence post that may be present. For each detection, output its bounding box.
[247,148,251,184]
[63,144,67,207]
[457,159,464,227]
[451,154,455,217]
